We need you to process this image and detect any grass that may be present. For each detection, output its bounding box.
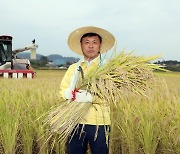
[0,70,179,154]
[110,72,180,154]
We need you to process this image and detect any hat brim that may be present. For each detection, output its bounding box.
[68,26,115,55]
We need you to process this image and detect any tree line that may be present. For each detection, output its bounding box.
[30,56,180,72]
[30,56,75,68]
[154,60,180,72]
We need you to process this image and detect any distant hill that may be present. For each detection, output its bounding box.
[17,52,43,60]
[47,54,63,60]
[17,52,79,64]
[47,54,79,63]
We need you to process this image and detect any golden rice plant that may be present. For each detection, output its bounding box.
[110,77,180,154]
[44,51,163,143]
[0,70,179,153]
[0,90,20,154]
[0,70,65,154]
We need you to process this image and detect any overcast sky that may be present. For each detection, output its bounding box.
[1,0,180,61]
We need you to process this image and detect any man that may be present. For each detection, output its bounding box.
[60,26,115,154]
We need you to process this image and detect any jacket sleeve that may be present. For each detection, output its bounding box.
[59,64,75,100]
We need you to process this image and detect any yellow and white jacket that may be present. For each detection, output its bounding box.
[59,56,110,125]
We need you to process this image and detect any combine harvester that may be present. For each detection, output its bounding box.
[0,35,38,78]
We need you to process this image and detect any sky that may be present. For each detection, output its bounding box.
[1,0,180,61]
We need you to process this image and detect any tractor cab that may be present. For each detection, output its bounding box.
[0,35,12,67]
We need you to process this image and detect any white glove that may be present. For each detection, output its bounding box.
[64,88,73,100]
[74,90,93,103]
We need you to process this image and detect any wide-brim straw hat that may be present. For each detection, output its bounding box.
[68,26,115,55]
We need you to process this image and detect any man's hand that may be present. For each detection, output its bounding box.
[64,88,92,103]
[75,90,93,103]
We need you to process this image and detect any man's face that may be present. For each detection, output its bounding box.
[81,36,101,62]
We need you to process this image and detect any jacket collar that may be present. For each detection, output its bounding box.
[82,56,100,66]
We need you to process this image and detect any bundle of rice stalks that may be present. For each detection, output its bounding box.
[44,100,91,143]
[81,51,163,106]
[44,51,163,143]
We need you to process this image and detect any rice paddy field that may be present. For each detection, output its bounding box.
[0,70,179,154]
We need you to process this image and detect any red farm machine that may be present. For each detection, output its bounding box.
[0,35,38,78]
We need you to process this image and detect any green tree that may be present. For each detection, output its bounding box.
[39,56,49,66]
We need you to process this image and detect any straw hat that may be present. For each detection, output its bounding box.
[68,26,115,55]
